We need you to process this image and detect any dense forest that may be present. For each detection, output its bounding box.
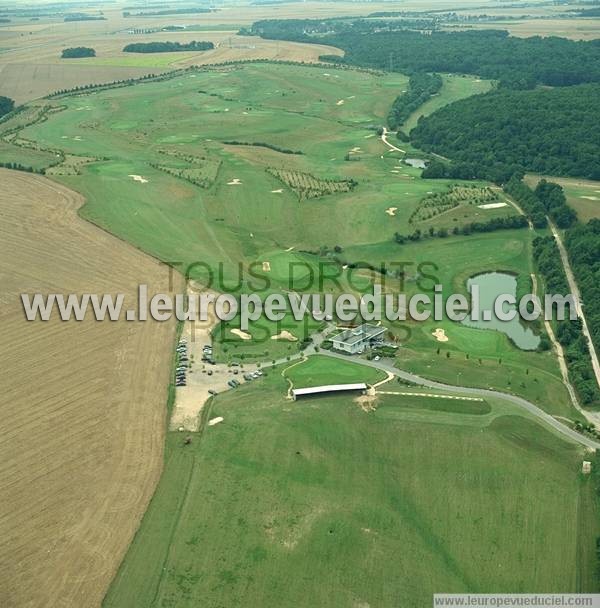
[411,84,600,181]
[250,20,600,88]
[123,41,214,53]
[61,47,95,58]
[534,179,577,228]
[387,73,442,131]
[0,96,14,118]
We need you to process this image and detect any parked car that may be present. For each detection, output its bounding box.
[208,389,217,396]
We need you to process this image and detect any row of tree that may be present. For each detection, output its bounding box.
[411,84,600,180]
[387,72,442,131]
[394,214,528,243]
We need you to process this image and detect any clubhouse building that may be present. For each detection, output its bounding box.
[331,323,385,355]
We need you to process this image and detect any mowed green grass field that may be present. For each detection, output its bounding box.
[103,366,599,607]
[285,354,387,388]
[402,74,493,134]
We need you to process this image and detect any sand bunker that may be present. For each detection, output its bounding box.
[227,178,242,186]
[262,261,271,272]
[271,330,298,342]
[478,202,508,209]
[432,328,449,342]
[364,134,375,139]
[271,189,283,193]
[231,328,252,340]
[128,174,148,184]
[581,196,599,201]
[336,99,345,106]
[284,246,295,252]
[385,207,397,217]
[208,417,224,427]
[350,147,362,153]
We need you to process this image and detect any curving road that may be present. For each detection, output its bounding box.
[380,127,406,154]
[318,349,600,450]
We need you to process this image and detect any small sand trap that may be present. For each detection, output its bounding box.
[323,73,331,77]
[262,261,271,272]
[385,207,397,216]
[285,246,295,252]
[432,328,449,342]
[478,202,508,209]
[336,99,345,106]
[350,147,362,153]
[364,133,375,139]
[73,136,82,141]
[128,174,148,183]
[271,188,283,193]
[581,196,600,201]
[390,170,399,174]
[227,178,242,186]
[271,330,298,341]
[208,417,224,426]
[231,328,252,340]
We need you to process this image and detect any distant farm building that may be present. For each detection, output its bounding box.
[582,461,592,475]
[292,383,367,401]
[331,324,385,354]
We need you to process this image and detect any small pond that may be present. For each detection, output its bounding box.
[461,272,540,351]
[404,158,428,169]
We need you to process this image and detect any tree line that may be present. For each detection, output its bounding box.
[0,96,14,118]
[533,235,600,406]
[387,72,442,131]
[122,41,214,53]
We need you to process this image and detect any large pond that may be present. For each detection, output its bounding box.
[461,272,540,350]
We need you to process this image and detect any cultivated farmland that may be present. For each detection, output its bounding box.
[0,169,181,607]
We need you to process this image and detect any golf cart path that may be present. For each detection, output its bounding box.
[380,127,405,154]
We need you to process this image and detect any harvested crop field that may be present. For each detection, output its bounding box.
[0,63,170,105]
[0,170,181,607]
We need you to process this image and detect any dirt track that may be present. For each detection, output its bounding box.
[0,170,181,607]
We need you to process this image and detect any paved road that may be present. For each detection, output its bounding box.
[318,349,600,450]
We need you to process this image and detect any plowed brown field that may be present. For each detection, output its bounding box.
[0,169,180,608]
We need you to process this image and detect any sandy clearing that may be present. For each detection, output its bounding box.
[0,169,179,608]
[271,330,298,341]
[128,174,148,183]
[478,202,508,209]
[169,286,222,432]
[385,207,398,216]
[231,328,252,340]
[262,261,271,272]
[432,328,449,342]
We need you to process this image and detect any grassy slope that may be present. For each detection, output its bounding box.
[402,74,493,134]
[103,370,598,608]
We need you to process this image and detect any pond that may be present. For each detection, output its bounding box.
[461,272,540,351]
[404,158,428,169]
